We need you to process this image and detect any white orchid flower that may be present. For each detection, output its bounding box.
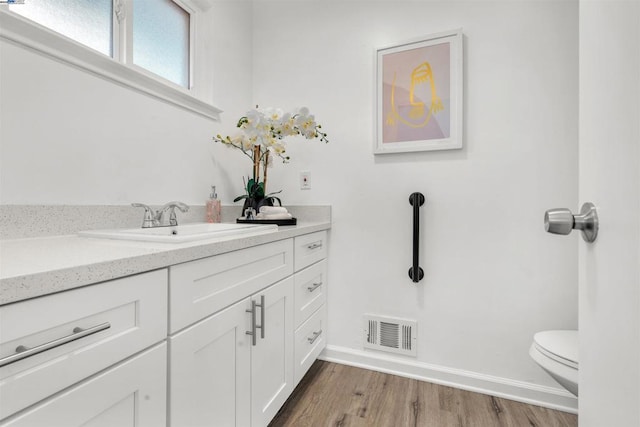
[213,106,327,180]
[279,113,297,137]
[264,107,284,121]
[243,109,265,133]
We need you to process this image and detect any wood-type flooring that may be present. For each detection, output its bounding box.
[269,361,578,427]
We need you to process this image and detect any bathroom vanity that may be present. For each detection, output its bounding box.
[0,221,329,427]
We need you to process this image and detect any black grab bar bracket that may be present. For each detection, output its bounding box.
[409,192,425,283]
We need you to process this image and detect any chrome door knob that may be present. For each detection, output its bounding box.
[544,202,599,243]
[544,208,575,235]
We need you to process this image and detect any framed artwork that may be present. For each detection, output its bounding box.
[374,29,463,154]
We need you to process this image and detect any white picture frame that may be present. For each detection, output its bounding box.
[374,29,463,154]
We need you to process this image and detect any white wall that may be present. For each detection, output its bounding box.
[0,0,580,409]
[251,0,579,403]
[0,0,254,205]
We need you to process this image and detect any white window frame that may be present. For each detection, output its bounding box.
[0,0,221,121]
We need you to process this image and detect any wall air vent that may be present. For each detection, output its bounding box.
[363,314,417,357]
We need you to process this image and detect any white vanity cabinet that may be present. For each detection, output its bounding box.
[0,270,168,426]
[0,225,329,427]
[169,239,295,427]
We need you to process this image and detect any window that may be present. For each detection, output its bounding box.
[11,0,113,56]
[133,0,190,88]
[0,0,220,119]
[10,0,190,88]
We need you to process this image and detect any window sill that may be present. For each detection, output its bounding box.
[0,9,222,121]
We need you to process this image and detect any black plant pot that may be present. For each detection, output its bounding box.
[241,197,274,217]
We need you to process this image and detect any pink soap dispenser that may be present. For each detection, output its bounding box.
[206,185,221,223]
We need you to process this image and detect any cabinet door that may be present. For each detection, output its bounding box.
[1,343,166,427]
[169,299,251,427]
[251,277,294,427]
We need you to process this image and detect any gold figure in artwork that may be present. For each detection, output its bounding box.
[387,61,443,128]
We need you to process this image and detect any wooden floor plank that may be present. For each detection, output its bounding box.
[269,361,577,427]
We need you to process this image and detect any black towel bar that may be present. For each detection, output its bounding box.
[408,192,425,283]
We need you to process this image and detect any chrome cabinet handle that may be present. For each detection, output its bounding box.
[544,202,599,243]
[307,282,322,292]
[307,329,323,344]
[246,300,257,346]
[256,295,265,340]
[307,242,323,250]
[0,322,111,368]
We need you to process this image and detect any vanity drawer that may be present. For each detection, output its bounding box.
[294,305,327,385]
[294,231,327,272]
[169,239,293,333]
[0,270,168,420]
[294,259,327,328]
[1,343,167,427]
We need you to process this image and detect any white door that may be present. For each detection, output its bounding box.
[578,1,640,426]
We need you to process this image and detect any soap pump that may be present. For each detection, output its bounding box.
[206,185,221,223]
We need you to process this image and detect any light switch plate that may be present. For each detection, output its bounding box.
[300,171,311,190]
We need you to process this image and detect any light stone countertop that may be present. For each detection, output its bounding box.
[0,221,330,306]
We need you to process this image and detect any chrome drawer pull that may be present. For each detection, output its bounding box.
[307,242,323,250]
[307,329,323,344]
[0,322,111,368]
[246,300,257,346]
[256,295,265,340]
[307,282,322,292]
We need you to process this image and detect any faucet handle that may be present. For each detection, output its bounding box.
[163,201,189,213]
[167,207,180,226]
[132,203,156,228]
[160,201,190,226]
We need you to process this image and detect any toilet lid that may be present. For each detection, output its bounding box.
[533,330,578,369]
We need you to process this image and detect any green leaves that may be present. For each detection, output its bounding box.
[246,178,265,198]
[234,176,283,204]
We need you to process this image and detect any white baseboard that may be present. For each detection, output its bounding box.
[319,345,578,414]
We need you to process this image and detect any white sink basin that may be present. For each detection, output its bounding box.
[79,222,278,243]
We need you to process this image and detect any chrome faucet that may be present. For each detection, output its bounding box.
[132,201,190,228]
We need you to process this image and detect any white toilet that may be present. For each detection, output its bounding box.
[529,330,578,396]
